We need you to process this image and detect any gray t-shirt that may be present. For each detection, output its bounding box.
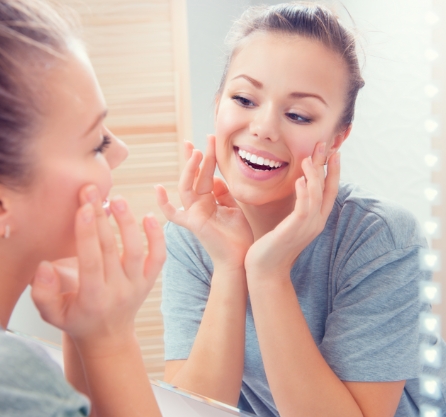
[162,182,446,416]
[0,330,90,417]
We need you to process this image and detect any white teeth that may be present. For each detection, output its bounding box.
[237,148,283,169]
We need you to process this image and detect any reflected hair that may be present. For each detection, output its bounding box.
[218,1,365,131]
[0,0,80,187]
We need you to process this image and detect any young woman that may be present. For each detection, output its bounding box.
[0,0,164,416]
[157,3,445,417]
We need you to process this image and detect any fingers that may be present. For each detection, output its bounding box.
[311,142,327,188]
[178,149,203,209]
[294,176,309,218]
[75,202,105,299]
[321,152,341,218]
[142,214,166,285]
[155,184,188,227]
[213,177,239,208]
[31,261,65,328]
[79,186,122,283]
[195,135,217,195]
[110,196,144,280]
[184,141,194,161]
[301,156,323,211]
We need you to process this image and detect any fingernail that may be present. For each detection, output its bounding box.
[145,212,159,229]
[111,196,127,213]
[81,203,94,223]
[300,176,307,188]
[86,186,98,203]
[35,262,54,284]
[319,143,326,153]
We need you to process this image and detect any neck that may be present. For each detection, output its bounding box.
[239,193,296,241]
[0,242,39,329]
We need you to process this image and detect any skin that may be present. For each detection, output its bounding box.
[157,32,405,416]
[0,45,164,417]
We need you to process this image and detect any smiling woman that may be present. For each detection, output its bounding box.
[156,2,446,417]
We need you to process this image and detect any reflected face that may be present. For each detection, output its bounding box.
[215,32,349,207]
[13,47,128,260]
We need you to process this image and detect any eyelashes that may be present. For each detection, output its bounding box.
[232,94,312,124]
[94,134,112,154]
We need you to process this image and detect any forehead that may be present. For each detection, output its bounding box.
[37,48,105,138]
[227,32,348,107]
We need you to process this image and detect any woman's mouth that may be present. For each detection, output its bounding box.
[236,147,285,171]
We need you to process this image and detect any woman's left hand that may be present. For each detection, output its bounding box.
[30,185,166,355]
[245,142,340,278]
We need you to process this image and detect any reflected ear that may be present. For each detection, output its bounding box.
[328,124,352,157]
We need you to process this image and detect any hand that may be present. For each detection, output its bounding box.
[156,135,253,271]
[31,185,166,355]
[245,143,340,278]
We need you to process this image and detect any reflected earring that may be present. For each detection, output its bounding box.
[3,224,10,239]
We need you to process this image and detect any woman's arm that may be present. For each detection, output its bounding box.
[247,273,404,417]
[157,137,253,405]
[245,147,404,417]
[31,185,165,417]
[165,265,247,406]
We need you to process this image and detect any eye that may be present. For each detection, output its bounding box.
[286,112,311,124]
[232,95,255,108]
[94,134,112,154]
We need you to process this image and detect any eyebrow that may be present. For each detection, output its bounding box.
[230,74,328,106]
[83,109,108,137]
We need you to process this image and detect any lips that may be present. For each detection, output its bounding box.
[233,146,288,180]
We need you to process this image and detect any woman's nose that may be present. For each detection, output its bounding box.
[249,105,280,142]
[107,134,129,170]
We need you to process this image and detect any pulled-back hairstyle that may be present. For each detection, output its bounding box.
[219,1,365,131]
[0,0,80,187]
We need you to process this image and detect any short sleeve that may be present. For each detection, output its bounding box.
[0,332,90,417]
[161,222,213,360]
[319,242,428,382]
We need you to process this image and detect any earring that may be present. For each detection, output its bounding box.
[324,157,328,166]
[3,225,10,239]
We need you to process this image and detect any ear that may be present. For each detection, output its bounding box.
[327,124,352,157]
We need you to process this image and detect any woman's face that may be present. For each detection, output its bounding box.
[215,32,350,207]
[12,47,128,261]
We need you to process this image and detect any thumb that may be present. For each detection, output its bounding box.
[31,261,65,327]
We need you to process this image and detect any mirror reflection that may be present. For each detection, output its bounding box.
[4,0,445,416]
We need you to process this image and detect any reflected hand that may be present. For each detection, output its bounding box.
[245,142,340,278]
[31,185,166,355]
[156,135,253,270]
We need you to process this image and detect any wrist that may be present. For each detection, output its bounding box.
[73,329,139,360]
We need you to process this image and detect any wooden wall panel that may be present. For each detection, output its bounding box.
[65,0,190,380]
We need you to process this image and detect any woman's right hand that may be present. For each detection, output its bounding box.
[155,135,253,271]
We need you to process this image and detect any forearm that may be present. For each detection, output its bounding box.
[170,267,248,406]
[76,332,160,417]
[63,333,91,398]
[247,273,363,417]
